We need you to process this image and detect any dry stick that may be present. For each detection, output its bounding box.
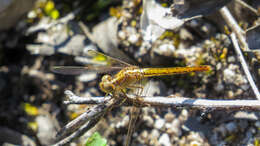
[56,97,116,141]
[230,33,260,100]
[53,116,102,146]
[79,21,96,44]
[64,90,260,110]
[64,90,108,104]
[219,6,249,51]
[236,0,259,15]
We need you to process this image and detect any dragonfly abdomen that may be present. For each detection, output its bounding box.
[141,66,211,77]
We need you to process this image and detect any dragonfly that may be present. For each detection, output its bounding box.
[52,50,211,145]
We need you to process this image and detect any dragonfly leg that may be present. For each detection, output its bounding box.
[116,89,129,106]
[127,85,143,96]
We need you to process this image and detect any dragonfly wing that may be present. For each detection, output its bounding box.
[51,66,123,75]
[125,107,141,146]
[87,50,133,67]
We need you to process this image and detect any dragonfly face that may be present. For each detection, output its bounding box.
[99,74,116,94]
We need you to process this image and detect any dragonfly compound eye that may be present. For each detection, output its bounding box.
[99,75,115,93]
[101,75,112,82]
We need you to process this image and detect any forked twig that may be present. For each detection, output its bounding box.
[53,116,102,146]
[54,89,260,145]
[230,33,260,100]
[65,90,260,110]
[63,90,108,104]
[54,95,119,145]
[219,6,249,51]
[236,0,259,15]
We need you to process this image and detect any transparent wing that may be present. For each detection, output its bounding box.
[52,50,134,75]
[51,66,124,75]
[125,107,141,146]
[87,50,132,67]
[125,79,146,146]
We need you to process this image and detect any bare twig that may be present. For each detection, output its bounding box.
[53,116,102,146]
[236,0,259,16]
[54,87,260,145]
[56,97,117,141]
[64,90,109,104]
[64,90,260,110]
[140,97,260,110]
[219,6,249,51]
[78,21,96,44]
[230,33,260,100]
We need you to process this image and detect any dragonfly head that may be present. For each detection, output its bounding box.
[99,75,115,94]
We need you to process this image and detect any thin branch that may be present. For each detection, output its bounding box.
[54,88,260,145]
[219,6,249,51]
[140,97,260,110]
[63,90,109,104]
[230,33,260,100]
[53,116,102,146]
[236,0,259,16]
[64,90,260,110]
[56,97,117,141]
[78,21,96,44]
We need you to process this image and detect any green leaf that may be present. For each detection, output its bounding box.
[86,132,107,146]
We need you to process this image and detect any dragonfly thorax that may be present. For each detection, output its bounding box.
[99,75,116,94]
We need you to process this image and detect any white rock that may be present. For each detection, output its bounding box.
[36,116,56,145]
[223,68,236,83]
[143,115,154,127]
[216,63,222,70]
[150,129,160,139]
[158,133,171,146]
[154,118,165,129]
[227,56,236,63]
[128,34,139,44]
[118,31,126,40]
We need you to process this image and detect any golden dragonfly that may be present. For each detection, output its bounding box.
[52,50,211,145]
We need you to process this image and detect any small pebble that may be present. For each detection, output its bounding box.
[227,56,236,63]
[215,82,224,92]
[170,119,182,136]
[143,115,154,127]
[179,109,188,121]
[241,84,250,91]
[255,121,260,128]
[227,91,234,98]
[118,31,126,40]
[140,130,148,139]
[158,133,171,146]
[216,63,222,70]
[190,140,201,146]
[223,68,236,83]
[36,116,56,145]
[150,129,160,139]
[165,123,171,129]
[116,116,129,128]
[128,34,139,44]
[154,119,165,129]
[164,113,175,123]
[225,122,237,133]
